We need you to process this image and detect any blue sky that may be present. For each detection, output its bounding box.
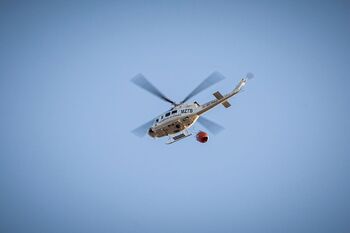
[1,1,349,233]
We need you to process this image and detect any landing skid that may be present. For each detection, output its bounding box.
[166,130,192,144]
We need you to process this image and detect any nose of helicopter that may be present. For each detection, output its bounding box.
[148,128,156,137]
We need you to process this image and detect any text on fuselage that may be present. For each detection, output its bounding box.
[181,109,193,114]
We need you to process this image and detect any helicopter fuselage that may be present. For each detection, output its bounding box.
[148,103,199,137]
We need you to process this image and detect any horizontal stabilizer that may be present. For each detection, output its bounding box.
[213,91,231,108]
[222,101,231,108]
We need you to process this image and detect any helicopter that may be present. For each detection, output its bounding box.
[131,71,253,144]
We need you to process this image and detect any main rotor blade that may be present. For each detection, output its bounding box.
[132,119,154,137]
[197,116,224,134]
[131,74,177,105]
[246,72,254,80]
[180,71,226,104]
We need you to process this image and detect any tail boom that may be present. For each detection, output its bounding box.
[196,78,247,115]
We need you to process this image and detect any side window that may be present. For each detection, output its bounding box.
[156,119,159,122]
[165,112,170,117]
[171,110,177,114]
[161,116,163,119]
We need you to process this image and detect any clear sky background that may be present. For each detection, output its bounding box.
[1,1,349,233]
